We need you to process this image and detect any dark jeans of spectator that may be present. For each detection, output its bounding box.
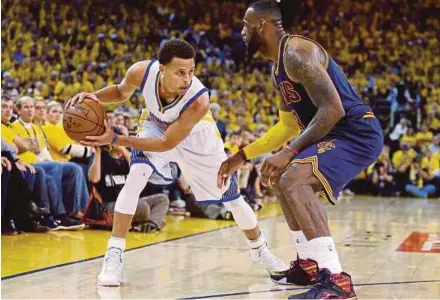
[345,178,372,195]
[374,181,397,196]
[2,162,11,216]
[23,165,66,216]
[1,152,39,231]
[393,171,409,194]
[37,161,88,214]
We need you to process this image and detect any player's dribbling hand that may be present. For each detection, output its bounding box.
[217,152,246,188]
[81,120,115,146]
[65,92,99,109]
[260,149,294,187]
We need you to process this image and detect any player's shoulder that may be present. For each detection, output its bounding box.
[286,36,324,62]
[126,60,156,88]
[284,36,328,79]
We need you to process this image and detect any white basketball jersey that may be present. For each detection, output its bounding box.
[140,59,211,132]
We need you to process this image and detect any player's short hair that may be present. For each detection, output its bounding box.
[249,0,300,28]
[157,39,196,65]
[249,0,282,22]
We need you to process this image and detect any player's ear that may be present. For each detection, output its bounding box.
[259,19,267,33]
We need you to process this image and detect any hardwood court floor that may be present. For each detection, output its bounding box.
[2,197,440,299]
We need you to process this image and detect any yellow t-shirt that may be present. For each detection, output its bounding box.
[42,123,73,162]
[10,121,46,163]
[416,131,433,148]
[392,149,417,169]
[1,123,18,145]
[421,153,440,176]
[400,135,417,147]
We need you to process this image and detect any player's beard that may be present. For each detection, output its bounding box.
[246,32,262,57]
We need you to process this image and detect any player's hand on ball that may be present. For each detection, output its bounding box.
[217,152,246,188]
[260,149,294,187]
[65,92,99,109]
[81,121,115,146]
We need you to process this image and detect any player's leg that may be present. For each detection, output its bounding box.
[279,162,357,299]
[270,183,318,286]
[222,195,288,274]
[98,162,154,286]
[176,127,288,274]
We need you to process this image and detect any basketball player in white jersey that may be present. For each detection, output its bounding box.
[67,39,287,286]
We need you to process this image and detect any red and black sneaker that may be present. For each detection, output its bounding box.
[270,256,318,286]
[288,268,357,299]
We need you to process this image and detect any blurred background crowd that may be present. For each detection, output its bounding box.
[2,0,439,235]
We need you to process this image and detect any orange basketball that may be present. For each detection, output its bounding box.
[63,98,106,143]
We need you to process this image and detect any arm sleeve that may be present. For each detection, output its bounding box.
[243,110,301,159]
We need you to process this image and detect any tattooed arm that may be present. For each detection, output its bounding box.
[284,39,344,154]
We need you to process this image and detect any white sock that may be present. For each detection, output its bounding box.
[308,237,342,273]
[291,230,313,260]
[108,236,126,251]
[247,232,267,249]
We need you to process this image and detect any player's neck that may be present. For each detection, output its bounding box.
[263,30,286,62]
[158,78,179,102]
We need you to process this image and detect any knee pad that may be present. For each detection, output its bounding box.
[223,196,257,230]
[114,163,154,215]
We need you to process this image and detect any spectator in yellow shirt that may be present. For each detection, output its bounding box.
[392,143,417,193]
[224,131,242,155]
[1,95,37,155]
[400,127,417,148]
[11,96,89,217]
[421,149,440,178]
[38,101,93,163]
[416,123,434,149]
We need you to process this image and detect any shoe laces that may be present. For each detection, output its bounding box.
[103,248,122,273]
[289,258,303,272]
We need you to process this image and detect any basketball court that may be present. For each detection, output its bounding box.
[2,196,440,299]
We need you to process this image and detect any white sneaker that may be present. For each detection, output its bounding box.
[250,244,289,274]
[97,247,124,286]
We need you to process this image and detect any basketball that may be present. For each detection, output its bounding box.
[63,98,106,142]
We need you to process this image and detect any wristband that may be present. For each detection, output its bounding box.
[285,145,299,157]
[111,133,119,145]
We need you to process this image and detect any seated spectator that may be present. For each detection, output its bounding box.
[40,101,93,177]
[388,117,410,155]
[88,129,169,232]
[224,131,242,155]
[429,135,440,154]
[8,96,88,220]
[416,123,434,149]
[372,161,396,196]
[392,143,417,193]
[400,127,418,150]
[405,155,437,198]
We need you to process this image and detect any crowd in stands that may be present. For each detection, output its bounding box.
[2,0,439,235]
